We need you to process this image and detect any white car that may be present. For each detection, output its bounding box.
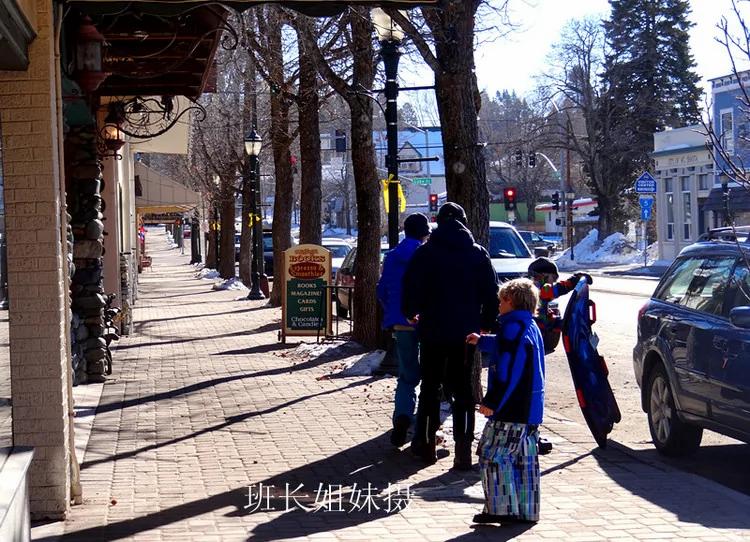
[489,221,535,282]
[321,238,353,277]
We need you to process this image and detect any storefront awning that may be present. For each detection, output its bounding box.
[70,1,436,17]
[703,185,750,212]
[135,162,200,215]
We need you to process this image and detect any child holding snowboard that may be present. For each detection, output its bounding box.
[466,278,545,525]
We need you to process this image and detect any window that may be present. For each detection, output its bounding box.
[489,227,532,258]
[698,174,709,190]
[656,257,706,304]
[682,178,691,240]
[721,108,734,154]
[682,257,736,315]
[665,178,674,240]
[724,262,750,315]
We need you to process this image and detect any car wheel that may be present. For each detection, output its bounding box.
[646,364,702,456]
[336,301,348,319]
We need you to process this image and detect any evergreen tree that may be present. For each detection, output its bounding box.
[603,0,702,167]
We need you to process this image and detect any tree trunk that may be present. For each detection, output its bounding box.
[431,4,489,247]
[268,98,294,307]
[219,194,236,279]
[349,97,380,348]
[297,51,322,245]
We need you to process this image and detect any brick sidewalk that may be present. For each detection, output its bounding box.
[32,229,750,541]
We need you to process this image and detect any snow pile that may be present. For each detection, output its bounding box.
[338,350,386,376]
[556,229,642,269]
[197,268,220,279]
[212,277,248,291]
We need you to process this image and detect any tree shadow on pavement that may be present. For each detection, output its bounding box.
[81,377,379,471]
[592,443,750,530]
[41,430,466,542]
[445,524,534,541]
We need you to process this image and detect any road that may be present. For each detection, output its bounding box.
[546,274,750,495]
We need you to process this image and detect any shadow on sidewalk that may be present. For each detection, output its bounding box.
[592,445,750,530]
[81,377,379,471]
[40,430,463,541]
[120,322,280,350]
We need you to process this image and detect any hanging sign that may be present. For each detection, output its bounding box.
[281,244,332,341]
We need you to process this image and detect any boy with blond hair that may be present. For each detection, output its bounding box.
[466,278,545,525]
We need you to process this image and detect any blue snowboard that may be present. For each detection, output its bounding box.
[561,278,621,448]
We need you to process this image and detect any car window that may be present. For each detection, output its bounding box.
[341,248,356,272]
[490,227,532,258]
[655,257,706,304]
[519,231,532,242]
[724,259,750,314]
[682,257,736,315]
[324,245,351,258]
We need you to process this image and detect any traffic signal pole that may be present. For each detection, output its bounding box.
[381,39,401,250]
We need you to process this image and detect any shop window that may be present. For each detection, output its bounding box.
[682,186,691,241]
[666,192,674,240]
[698,174,709,190]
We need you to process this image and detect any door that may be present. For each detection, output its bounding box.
[652,256,714,416]
[709,259,750,434]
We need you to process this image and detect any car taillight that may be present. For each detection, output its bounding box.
[638,301,651,321]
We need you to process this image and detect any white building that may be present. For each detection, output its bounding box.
[652,126,714,261]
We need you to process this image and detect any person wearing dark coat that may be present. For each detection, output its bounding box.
[401,202,499,469]
[377,213,431,447]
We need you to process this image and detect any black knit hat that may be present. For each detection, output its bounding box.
[403,212,431,239]
[436,202,467,225]
[528,256,558,277]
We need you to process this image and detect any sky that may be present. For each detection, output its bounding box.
[401,0,750,120]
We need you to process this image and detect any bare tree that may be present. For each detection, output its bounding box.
[298,9,381,347]
[388,1,511,247]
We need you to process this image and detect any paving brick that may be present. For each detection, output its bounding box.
[27,229,750,541]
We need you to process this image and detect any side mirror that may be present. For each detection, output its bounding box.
[534,247,549,258]
[730,306,750,329]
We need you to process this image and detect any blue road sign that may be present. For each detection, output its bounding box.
[641,206,653,221]
[639,197,654,208]
[635,172,657,193]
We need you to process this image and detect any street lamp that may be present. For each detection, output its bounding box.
[212,174,220,270]
[373,8,404,250]
[244,128,266,300]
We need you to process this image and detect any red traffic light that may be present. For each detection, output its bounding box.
[428,193,439,212]
[504,188,515,199]
[504,187,517,211]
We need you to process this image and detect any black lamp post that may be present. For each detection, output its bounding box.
[374,8,404,250]
[245,128,266,300]
[212,174,220,270]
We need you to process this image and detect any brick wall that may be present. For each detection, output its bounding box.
[0,0,72,519]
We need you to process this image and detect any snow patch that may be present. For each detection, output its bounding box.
[556,229,644,270]
[338,350,386,376]
[212,277,248,291]
[197,268,220,279]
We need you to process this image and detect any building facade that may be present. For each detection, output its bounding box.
[652,126,714,261]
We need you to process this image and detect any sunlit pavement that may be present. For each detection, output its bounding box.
[31,228,750,541]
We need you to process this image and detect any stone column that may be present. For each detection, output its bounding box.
[0,0,72,519]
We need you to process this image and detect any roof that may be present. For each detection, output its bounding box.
[135,162,200,214]
[703,185,750,212]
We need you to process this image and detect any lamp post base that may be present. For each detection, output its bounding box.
[247,290,266,300]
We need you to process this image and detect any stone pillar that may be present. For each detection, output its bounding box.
[0,0,72,519]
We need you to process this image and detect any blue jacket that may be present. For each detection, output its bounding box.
[376,237,422,329]
[401,220,498,342]
[477,310,545,425]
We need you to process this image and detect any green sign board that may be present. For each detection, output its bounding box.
[412,177,432,185]
[281,245,332,341]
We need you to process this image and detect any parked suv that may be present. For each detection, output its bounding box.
[633,226,750,456]
[518,230,557,256]
[489,221,535,282]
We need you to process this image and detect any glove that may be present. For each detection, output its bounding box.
[571,272,593,285]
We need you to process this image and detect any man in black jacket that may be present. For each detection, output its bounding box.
[402,202,499,469]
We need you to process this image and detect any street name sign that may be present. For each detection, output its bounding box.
[412,177,432,185]
[281,244,332,341]
[635,172,657,193]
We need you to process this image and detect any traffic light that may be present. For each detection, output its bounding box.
[514,150,523,167]
[528,152,536,167]
[428,193,439,213]
[503,187,517,211]
[335,129,346,153]
[551,191,560,211]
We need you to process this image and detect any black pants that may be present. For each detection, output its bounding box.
[413,340,476,446]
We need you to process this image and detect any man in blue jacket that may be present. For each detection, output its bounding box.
[402,203,498,469]
[377,213,431,447]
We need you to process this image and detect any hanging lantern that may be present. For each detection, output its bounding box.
[97,102,125,158]
[74,15,109,94]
